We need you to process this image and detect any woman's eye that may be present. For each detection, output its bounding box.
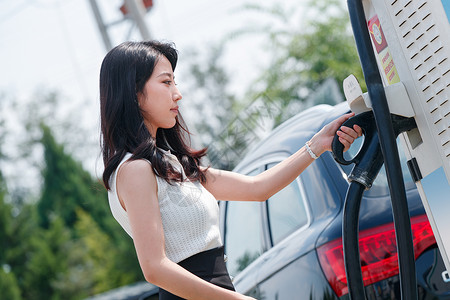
[164,80,172,85]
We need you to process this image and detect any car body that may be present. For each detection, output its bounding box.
[219,102,450,299]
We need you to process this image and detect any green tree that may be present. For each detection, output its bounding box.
[36,123,141,297]
[0,98,23,299]
[22,216,71,300]
[185,44,236,140]
[0,170,23,300]
[1,87,141,298]
[0,268,21,300]
[183,44,282,169]
[37,124,110,232]
[6,202,39,299]
[182,44,240,169]
[45,208,131,299]
[0,96,10,263]
[241,0,365,124]
[183,0,364,170]
[0,171,11,264]
[73,208,137,294]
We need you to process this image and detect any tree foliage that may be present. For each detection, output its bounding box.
[1,117,142,299]
[36,124,142,298]
[185,0,364,170]
[0,170,11,264]
[38,124,106,229]
[0,169,22,300]
[23,216,71,300]
[182,44,240,169]
[0,268,21,300]
[241,0,365,123]
[74,208,138,294]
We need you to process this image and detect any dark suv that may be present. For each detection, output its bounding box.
[219,102,450,299]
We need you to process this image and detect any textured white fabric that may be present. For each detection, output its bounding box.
[108,150,223,263]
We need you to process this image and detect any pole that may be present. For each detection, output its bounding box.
[124,0,152,40]
[87,0,113,52]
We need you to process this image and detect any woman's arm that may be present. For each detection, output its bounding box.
[202,112,362,202]
[117,160,254,300]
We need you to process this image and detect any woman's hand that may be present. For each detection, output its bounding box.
[308,112,363,156]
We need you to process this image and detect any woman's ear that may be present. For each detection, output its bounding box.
[136,92,142,107]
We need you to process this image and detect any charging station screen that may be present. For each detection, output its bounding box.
[442,0,450,22]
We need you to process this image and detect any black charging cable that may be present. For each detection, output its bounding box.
[333,112,417,299]
[333,111,384,300]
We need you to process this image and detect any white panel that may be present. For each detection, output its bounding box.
[374,0,450,181]
[365,0,450,271]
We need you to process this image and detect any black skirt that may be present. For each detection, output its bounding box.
[159,246,235,300]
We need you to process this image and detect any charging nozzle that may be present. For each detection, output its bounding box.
[332,111,417,189]
[332,111,383,189]
[331,111,417,189]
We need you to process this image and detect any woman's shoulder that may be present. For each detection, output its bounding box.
[119,157,154,179]
[116,157,158,200]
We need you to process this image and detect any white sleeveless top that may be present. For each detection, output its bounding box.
[108,150,223,263]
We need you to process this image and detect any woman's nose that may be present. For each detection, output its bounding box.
[173,86,182,101]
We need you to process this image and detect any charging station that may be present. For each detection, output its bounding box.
[366,0,450,271]
[332,0,450,298]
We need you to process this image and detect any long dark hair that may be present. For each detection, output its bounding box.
[100,40,207,190]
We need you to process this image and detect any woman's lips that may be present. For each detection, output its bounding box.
[170,106,179,114]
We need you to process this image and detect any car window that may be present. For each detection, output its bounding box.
[266,162,309,245]
[341,136,414,196]
[225,169,264,276]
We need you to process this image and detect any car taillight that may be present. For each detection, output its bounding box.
[317,214,436,297]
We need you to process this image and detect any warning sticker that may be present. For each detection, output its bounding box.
[368,15,400,85]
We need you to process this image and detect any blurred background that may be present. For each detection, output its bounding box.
[0,0,365,298]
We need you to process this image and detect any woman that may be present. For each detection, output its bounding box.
[99,40,362,300]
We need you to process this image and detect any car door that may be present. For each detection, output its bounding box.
[221,166,268,297]
[255,159,341,300]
